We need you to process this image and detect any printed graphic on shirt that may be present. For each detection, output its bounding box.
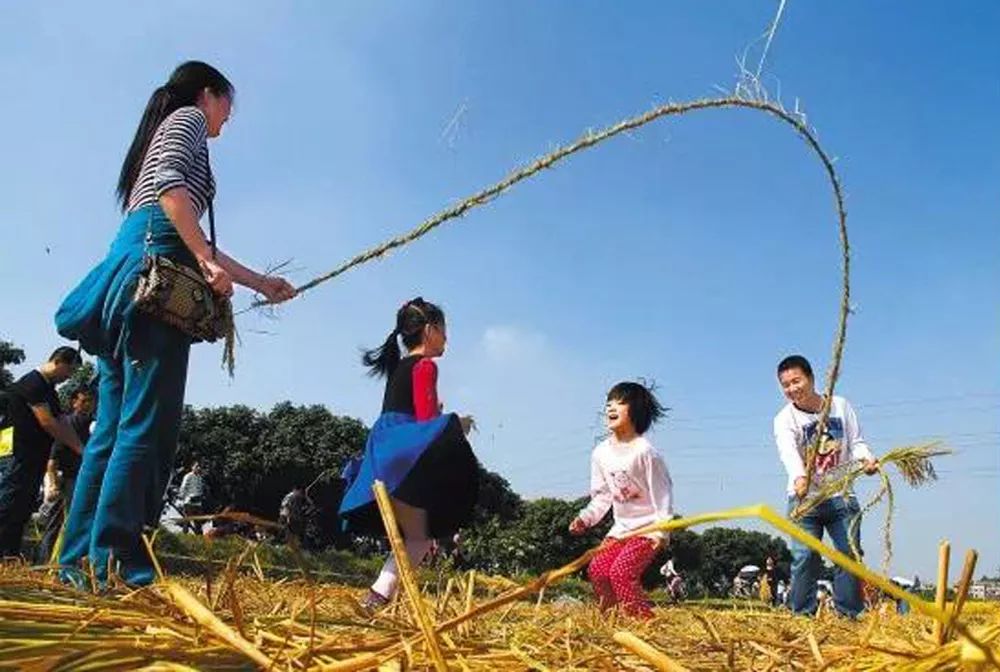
[609,470,642,503]
[801,417,845,476]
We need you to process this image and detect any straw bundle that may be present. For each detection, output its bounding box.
[795,443,949,521]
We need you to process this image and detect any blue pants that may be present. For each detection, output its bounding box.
[786,494,864,618]
[59,315,189,586]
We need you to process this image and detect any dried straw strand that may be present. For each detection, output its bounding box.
[372,481,448,672]
[613,630,690,672]
[945,549,979,642]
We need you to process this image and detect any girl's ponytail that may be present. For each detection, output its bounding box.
[362,328,402,379]
[362,297,445,378]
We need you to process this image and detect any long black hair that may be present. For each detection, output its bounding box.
[362,297,446,379]
[116,61,234,211]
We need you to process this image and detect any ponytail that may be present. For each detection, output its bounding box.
[116,86,175,210]
[361,297,446,379]
[362,329,402,379]
[115,61,235,211]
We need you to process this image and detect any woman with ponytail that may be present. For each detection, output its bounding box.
[340,298,480,612]
[54,61,296,587]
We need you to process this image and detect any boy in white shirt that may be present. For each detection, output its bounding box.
[774,355,879,618]
[569,381,673,618]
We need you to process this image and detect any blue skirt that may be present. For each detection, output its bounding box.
[339,411,480,538]
[55,205,195,359]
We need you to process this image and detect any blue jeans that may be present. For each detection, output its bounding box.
[55,204,193,587]
[59,315,190,586]
[786,494,863,618]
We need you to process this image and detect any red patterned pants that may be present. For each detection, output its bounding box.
[587,536,658,618]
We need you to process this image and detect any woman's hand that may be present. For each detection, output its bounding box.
[199,258,233,297]
[256,275,297,304]
[568,517,587,535]
[862,458,880,475]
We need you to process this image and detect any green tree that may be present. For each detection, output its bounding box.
[175,404,268,510]
[172,402,367,548]
[0,339,26,390]
[259,402,368,548]
[461,516,534,575]
[463,496,608,576]
[472,466,524,524]
[696,527,791,595]
[669,528,704,574]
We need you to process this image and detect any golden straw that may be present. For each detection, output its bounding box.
[372,480,448,672]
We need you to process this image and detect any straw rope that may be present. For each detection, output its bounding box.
[246,94,851,481]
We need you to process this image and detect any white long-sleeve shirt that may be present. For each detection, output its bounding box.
[576,435,674,540]
[178,471,206,504]
[773,395,874,495]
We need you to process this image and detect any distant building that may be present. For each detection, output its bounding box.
[969,580,1000,601]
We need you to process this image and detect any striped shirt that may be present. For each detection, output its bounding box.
[127,106,215,216]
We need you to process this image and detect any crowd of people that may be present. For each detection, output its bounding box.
[1,59,891,622]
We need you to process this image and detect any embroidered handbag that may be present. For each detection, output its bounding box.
[132,202,232,343]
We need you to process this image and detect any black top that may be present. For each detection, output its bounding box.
[50,412,90,478]
[6,370,61,456]
[381,356,421,414]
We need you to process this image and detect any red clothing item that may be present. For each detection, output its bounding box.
[411,358,440,421]
[587,537,658,618]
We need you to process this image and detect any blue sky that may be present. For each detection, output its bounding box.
[2,2,997,581]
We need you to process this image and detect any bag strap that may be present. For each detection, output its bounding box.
[208,200,217,260]
[207,162,218,259]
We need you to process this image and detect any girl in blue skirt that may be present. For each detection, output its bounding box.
[54,61,296,587]
[340,298,479,610]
